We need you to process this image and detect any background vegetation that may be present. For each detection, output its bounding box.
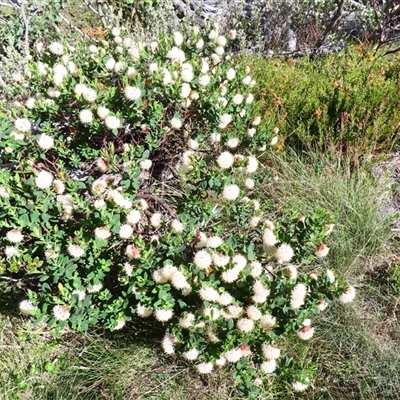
[0,0,400,399]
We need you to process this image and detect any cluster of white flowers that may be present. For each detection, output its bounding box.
[153,264,191,294]
[74,83,97,102]
[107,189,132,210]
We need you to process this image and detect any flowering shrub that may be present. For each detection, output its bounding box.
[1,24,356,396]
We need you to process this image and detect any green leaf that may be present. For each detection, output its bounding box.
[18,214,30,226]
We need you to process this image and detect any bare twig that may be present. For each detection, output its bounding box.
[0,1,15,8]
[82,0,99,15]
[96,0,108,28]
[315,0,346,49]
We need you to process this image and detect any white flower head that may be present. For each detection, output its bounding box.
[150,212,162,228]
[250,261,262,277]
[297,326,315,340]
[225,348,243,363]
[35,171,53,189]
[125,86,141,101]
[0,186,10,198]
[154,308,174,322]
[252,116,261,126]
[260,314,276,329]
[79,109,93,124]
[105,58,116,70]
[246,156,258,173]
[218,292,233,306]
[105,115,121,130]
[72,290,86,301]
[199,75,210,86]
[219,113,232,129]
[181,68,194,83]
[263,229,277,247]
[53,179,65,194]
[47,87,61,99]
[127,67,137,79]
[275,244,294,263]
[19,300,37,316]
[226,138,239,149]
[83,88,97,103]
[67,244,85,258]
[173,31,183,46]
[228,30,237,39]
[221,268,240,283]
[217,151,234,169]
[119,224,133,239]
[127,210,141,225]
[183,348,199,361]
[232,94,243,105]
[262,344,281,360]
[171,219,184,233]
[6,229,24,243]
[137,304,152,318]
[193,250,212,270]
[246,93,254,104]
[222,184,240,201]
[237,318,255,333]
[316,243,330,257]
[226,68,236,81]
[292,381,309,392]
[339,286,356,303]
[5,246,19,258]
[162,333,176,354]
[246,305,262,321]
[181,83,191,98]
[290,283,307,309]
[196,362,213,374]
[166,46,186,63]
[37,133,54,150]
[53,305,70,321]
[140,159,152,170]
[179,312,195,329]
[95,226,111,240]
[199,286,220,302]
[171,117,182,129]
[14,118,31,132]
[49,42,64,55]
[212,253,230,267]
[260,359,276,374]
